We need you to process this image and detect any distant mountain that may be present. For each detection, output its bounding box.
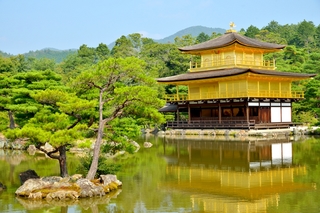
[0,50,13,57]
[23,48,77,63]
[1,26,226,62]
[108,26,226,49]
[155,26,226,43]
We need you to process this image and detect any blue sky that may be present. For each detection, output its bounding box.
[1,0,320,55]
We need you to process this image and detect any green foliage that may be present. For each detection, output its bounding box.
[30,58,56,71]
[73,56,165,178]
[245,25,260,38]
[110,35,135,58]
[255,30,287,44]
[102,118,142,155]
[0,111,8,131]
[76,155,121,178]
[167,85,188,95]
[263,20,282,34]
[77,140,92,148]
[109,117,142,138]
[0,56,15,73]
[292,78,320,126]
[195,32,211,43]
[296,20,316,49]
[4,88,94,148]
[174,34,196,47]
[74,58,165,122]
[102,138,136,155]
[292,110,318,126]
[313,128,320,135]
[78,44,96,64]
[303,52,320,73]
[95,43,110,61]
[0,70,66,128]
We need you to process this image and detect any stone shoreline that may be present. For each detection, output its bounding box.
[157,126,319,137]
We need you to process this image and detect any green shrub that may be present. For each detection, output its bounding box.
[76,155,121,178]
[312,128,320,135]
[77,140,92,148]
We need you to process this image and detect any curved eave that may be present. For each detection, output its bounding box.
[157,68,316,85]
[179,40,285,55]
[178,32,286,54]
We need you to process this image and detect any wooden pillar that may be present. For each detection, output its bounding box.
[176,85,179,101]
[219,145,222,166]
[281,143,284,165]
[246,102,249,122]
[247,142,250,163]
[188,142,191,163]
[188,104,191,124]
[177,140,180,159]
[176,107,180,122]
[218,102,222,124]
[258,107,260,123]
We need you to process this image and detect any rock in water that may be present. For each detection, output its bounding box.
[143,142,153,148]
[15,179,52,197]
[76,178,105,198]
[100,174,122,186]
[19,169,40,185]
[0,182,6,190]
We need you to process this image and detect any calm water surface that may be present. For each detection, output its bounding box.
[0,135,320,213]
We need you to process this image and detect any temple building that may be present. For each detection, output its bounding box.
[157,23,316,130]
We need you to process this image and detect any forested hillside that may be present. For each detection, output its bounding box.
[1,48,77,63]
[0,19,320,133]
[23,48,77,63]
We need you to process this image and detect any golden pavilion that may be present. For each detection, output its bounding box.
[157,23,316,130]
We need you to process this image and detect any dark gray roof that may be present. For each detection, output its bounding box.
[158,104,178,112]
[157,68,316,83]
[178,32,286,52]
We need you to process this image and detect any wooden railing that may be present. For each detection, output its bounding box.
[166,120,256,129]
[166,120,292,129]
[189,57,276,71]
[164,90,304,101]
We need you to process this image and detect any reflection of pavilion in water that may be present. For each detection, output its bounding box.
[163,138,314,213]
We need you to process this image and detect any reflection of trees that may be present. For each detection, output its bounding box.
[0,151,81,188]
[113,135,192,212]
[0,150,26,187]
[0,151,83,213]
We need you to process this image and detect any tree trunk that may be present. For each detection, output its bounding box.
[58,145,68,177]
[86,89,105,180]
[8,111,15,129]
[86,119,104,180]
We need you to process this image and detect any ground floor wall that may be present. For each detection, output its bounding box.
[175,100,292,124]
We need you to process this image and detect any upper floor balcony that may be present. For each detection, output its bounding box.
[189,57,276,72]
[164,90,304,102]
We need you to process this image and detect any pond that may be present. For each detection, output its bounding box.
[1,134,320,213]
